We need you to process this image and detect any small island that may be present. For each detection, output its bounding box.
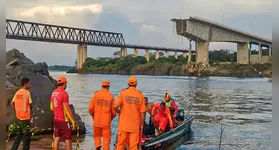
[66,49,272,78]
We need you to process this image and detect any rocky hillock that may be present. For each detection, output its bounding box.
[6,49,85,134]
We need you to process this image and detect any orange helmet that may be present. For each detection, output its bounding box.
[102,80,110,87]
[57,76,67,84]
[128,76,137,86]
[164,93,171,101]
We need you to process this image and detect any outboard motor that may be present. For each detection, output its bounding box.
[176,109,185,121]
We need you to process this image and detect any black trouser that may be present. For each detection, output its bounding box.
[11,118,31,150]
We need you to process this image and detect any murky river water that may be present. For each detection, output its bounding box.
[45,71,272,149]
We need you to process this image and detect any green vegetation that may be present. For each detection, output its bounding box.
[209,49,236,64]
[79,49,271,77]
[83,56,147,70]
[83,54,195,71]
[83,49,237,71]
[48,65,74,71]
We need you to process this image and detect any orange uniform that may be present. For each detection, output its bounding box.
[12,88,32,120]
[89,81,116,150]
[151,102,173,131]
[115,86,146,150]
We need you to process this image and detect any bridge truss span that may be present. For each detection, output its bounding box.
[6,19,126,47]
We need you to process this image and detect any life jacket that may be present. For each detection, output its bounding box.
[166,100,175,115]
[14,89,31,120]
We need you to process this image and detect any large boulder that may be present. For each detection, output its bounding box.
[6,49,86,134]
[6,49,34,66]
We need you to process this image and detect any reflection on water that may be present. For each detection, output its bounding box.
[48,72,271,150]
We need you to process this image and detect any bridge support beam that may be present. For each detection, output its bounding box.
[188,51,192,63]
[269,46,272,56]
[174,52,178,59]
[165,51,169,58]
[121,47,127,57]
[195,41,209,64]
[145,49,150,62]
[134,48,138,56]
[237,42,249,64]
[77,44,87,69]
[156,50,160,59]
[182,52,187,58]
[258,44,262,64]
[252,42,254,63]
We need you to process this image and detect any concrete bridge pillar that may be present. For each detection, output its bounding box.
[195,41,209,64]
[188,51,192,63]
[145,49,150,61]
[237,42,249,64]
[249,43,252,63]
[174,51,178,59]
[269,46,272,56]
[134,48,138,56]
[77,44,87,69]
[182,52,187,58]
[165,51,169,58]
[121,47,127,57]
[155,50,160,59]
[258,44,262,64]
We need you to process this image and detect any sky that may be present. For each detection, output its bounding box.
[6,0,272,66]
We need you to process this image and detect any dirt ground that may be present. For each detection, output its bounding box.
[6,135,83,150]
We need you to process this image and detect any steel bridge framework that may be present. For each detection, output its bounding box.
[6,19,126,47]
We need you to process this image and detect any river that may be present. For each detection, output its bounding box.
[26,71,274,149]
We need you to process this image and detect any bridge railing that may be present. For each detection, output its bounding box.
[6,19,126,47]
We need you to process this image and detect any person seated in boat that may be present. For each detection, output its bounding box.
[145,97,155,115]
[143,97,156,136]
[151,102,174,135]
[163,93,179,125]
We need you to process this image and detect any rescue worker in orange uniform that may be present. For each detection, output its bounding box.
[164,93,178,125]
[151,102,174,135]
[10,78,33,150]
[114,76,146,150]
[50,76,76,150]
[115,97,152,150]
[89,80,117,150]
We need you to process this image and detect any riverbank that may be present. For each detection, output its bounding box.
[73,56,271,78]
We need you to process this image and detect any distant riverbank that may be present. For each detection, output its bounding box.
[67,55,272,78]
[49,65,74,71]
[76,63,271,78]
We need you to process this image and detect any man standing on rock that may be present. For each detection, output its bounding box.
[89,80,116,150]
[114,76,146,150]
[10,77,32,150]
[50,76,76,150]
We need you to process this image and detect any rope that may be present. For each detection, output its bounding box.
[76,124,80,150]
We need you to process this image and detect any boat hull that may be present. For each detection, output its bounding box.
[141,116,194,150]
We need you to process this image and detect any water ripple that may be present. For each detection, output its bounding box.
[49,71,272,150]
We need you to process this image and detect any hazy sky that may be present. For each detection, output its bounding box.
[6,0,272,66]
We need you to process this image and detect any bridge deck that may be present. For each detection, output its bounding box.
[6,19,191,52]
[188,16,271,44]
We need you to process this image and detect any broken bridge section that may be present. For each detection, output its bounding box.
[172,16,272,64]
